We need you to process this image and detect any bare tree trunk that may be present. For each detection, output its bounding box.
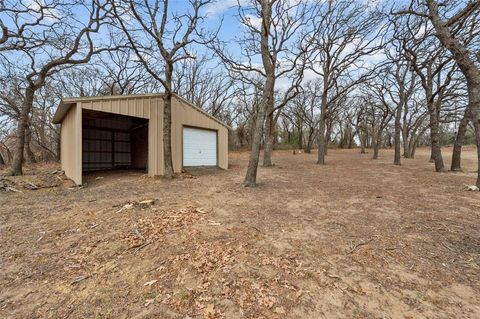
[410,139,418,158]
[243,95,268,186]
[428,101,445,171]
[0,152,5,166]
[451,107,470,171]
[317,89,327,164]
[55,136,61,161]
[474,120,480,187]
[24,126,37,164]
[317,113,326,164]
[263,110,274,166]
[360,132,366,154]
[402,105,410,158]
[298,124,303,150]
[325,120,332,156]
[8,86,35,176]
[305,128,314,153]
[407,137,416,159]
[394,105,402,165]
[348,131,354,149]
[372,129,381,159]
[244,74,274,186]
[163,62,174,179]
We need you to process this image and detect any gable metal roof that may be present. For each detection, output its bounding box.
[52,93,231,129]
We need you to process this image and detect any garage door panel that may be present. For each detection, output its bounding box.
[183,127,217,166]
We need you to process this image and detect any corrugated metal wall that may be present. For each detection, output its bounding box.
[60,104,82,184]
[60,94,228,184]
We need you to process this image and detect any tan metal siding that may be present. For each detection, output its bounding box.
[149,97,163,176]
[81,98,149,119]
[59,94,228,183]
[60,104,82,185]
[171,97,228,172]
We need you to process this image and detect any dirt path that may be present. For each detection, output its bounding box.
[1,147,479,318]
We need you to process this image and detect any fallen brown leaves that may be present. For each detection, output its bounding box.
[123,206,206,248]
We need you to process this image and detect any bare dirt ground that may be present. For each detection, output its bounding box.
[1,147,479,319]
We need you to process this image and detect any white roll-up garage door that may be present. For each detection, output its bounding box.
[183,127,217,166]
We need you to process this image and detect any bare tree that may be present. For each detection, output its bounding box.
[310,0,384,165]
[96,48,157,95]
[380,41,418,165]
[352,101,369,154]
[424,0,480,186]
[394,14,456,172]
[111,0,213,178]
[448,80,470,171]
[402,97,429,159]
[396,0,479,178]
[365,82,394,159]
[173,54,238,122]
[285,81,321,153]
[211,0,311,186]
[0,0,116,175]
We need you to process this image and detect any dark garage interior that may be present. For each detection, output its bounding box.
[82,109,148,172]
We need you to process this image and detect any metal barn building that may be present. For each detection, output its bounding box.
[52,93,229,185]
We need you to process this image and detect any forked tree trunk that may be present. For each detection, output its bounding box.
[243,94,268,186]
[163,62,174,179]
[394,105,402,165]
[406,136,416,159]
[8,86,35,176]
[451,107,470,171]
